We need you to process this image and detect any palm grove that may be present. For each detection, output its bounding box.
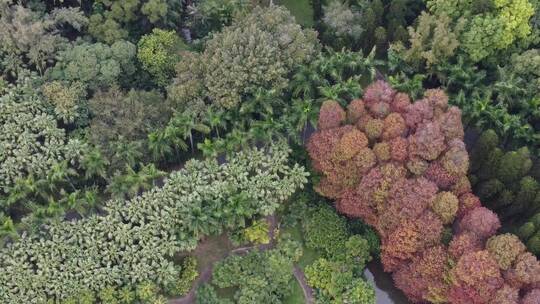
[1,0,540,303]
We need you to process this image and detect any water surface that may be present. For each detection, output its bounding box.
[364,262,410,304]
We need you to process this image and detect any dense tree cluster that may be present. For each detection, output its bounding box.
[307,80,540,303]
[187,0,251,39]
[299,203,376,304]
[319,0,424,52]
[467,129,540,254]
[2,0,540,302]
[518,213,540,255]
[394,0,535,63]
[87,0,183,44]
[388,1,540,153]
[0,145,307,302]
[169,6,319,111]
[0,81,84,190]
[469,130,540,219]
[47,40,137,92]
[207,239,302,303]
[0,3,88,77]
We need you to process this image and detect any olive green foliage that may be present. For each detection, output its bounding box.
[394,12,463,69]
[87,87,170,166]
[300,202,375,303]
[137,29,186,86]
[0,3,87,76]
[518,213,540,255]
[48,41,137,91]
[242,219,271,245]
[169,6,319,110]
[41,81,87,125]
[187,0,251,38]
[469,130,540,220]
[62,281,170,304]
[303,205,349,257]
[0,81,84,191]
[425,0,535,61]
[211,239,302,304]
[0,145,307,302]
[305,257,376,304]
[320,0,424,51]
[196,284,231,304]
[322,1,364,48]
[169,257,199,296]
[88,0,183,44]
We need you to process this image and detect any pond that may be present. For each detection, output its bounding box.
[364,262,410,304]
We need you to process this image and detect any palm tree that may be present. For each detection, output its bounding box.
[33,197,65,219]
[186,206,210,237]
[0,214,17,241]
[224,129,249,155]
[204,108,227,138]
[112,139,143,169]
[82,188,100,214]
[290,64,321,99]
[122,166,145,198]
[198,138,219,158]
[4,176,37,208]
[289,98,318,143]
[62,190,87,215]
[82,148,109,180]
[107,171,131,199]
[163,124,189,157]
[167,112,210,153]
[250,116,285,144]
[138,163,165,189]
[148,130,175,162]
[222,191,252,229]
[240,88,282,117]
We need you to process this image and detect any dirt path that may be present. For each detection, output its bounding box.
[169,266,213,304]
[168,214,280,304]
[293,266,315,304]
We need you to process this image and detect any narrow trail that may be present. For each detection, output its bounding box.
[169,214,285,304]
[168,214,314,304]
[293,265,315,304]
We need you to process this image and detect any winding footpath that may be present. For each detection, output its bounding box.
[168,214,314,304]
[293,265,315,304]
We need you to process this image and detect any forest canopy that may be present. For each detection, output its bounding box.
[1,0,540,303]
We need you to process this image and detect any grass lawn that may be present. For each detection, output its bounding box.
[216,286,237,301]
[282,223,322,269]
[174,233,233,271]
[278,0,315,27]
[194,233,234,272]
[283,278,305,304]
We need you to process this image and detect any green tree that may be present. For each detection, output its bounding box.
[0,4,87,77]
[137,29,186,86]
[426,0,535,61]
[87,87,170,165]
[303,205,349,257]
[47,41,137,91]
[169,6,319,110]
[187,0,251,38]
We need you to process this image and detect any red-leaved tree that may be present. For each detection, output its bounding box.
[306,80,540,303]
